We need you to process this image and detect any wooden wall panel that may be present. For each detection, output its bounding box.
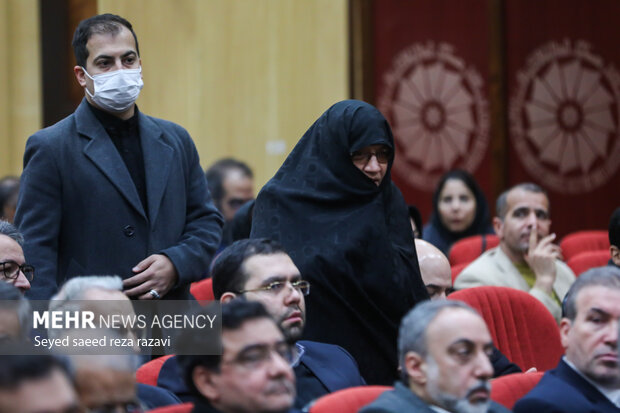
[99,0,349,188]
[0,0,41,177]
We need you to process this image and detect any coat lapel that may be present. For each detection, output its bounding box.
[76,100,147,219]
[139,113,173,225]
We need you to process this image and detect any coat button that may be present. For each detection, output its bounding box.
[123,225,135,237]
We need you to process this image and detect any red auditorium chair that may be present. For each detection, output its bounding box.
[190,277,215,302]
[136,354,174,386]
[448,234,500,266]
[451,262,469,284]
[308,385,392,413]
[147,402,193,413]
[490,371,544,410]
[560,230,609,261]
[448,286,563,372]
[567,249,611,276]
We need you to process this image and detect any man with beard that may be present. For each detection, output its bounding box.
[514,266,620,412]
[455,183,575,322]
[158,238,365,409]
[361,300,509,413]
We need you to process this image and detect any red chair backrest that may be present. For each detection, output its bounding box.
[449,235,500,266]
[451,262,469,284]
[147,402,193,413]
[190,278,215,302]
[490,372,544,409]
[448,286,563,372]
[566,249,611,276]
[135,354,174,387]
[309,385,392,413]
[560,230,609,261]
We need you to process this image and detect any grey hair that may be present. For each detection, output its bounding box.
[0,220,24,246]
[0,282,32,340]
[495,183,548,220]
[398,300,479,382]
[66,328,140,372]
[48,275,123,339]
[562,266,620,321]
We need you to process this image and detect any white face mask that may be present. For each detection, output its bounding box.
[82,67,144,112]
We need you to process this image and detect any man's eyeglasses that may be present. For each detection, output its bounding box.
[222,341,294,370]
[351,149,391,164]
[239,280,310,296]
[0,261,34,281]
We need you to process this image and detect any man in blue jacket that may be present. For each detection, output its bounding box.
[159,238,365,409]
[15,13,222,300]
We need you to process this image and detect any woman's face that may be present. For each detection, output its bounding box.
[438,178,477,233]
[351,144,391,186]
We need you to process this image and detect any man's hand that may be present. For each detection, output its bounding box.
[123,254,179,300]
[524,228,562,296]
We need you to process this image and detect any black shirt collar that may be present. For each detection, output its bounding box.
[87,101,139,133]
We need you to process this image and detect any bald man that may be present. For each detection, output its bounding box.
[414,239,522,377]
[415,239,453,300]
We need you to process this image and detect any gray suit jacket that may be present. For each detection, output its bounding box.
[15,99,223,299]
[360,382,511,413]
[454,246,575,322]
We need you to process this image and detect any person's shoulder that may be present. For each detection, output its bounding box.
[454,247,501,286]
[141,113,189,135]
[298,340,358,365]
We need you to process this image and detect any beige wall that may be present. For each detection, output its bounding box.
[0,0,41,177]
[100,0,349,189]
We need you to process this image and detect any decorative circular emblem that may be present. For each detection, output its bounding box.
[378,42,489,190]
[510,39,620,193]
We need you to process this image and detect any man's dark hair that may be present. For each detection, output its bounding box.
[0,343,72,391]
[609,207,620,248]
[495,182,548,220]
[176,300,272,398]
[212,238,288,299]
[562,266,620,321]
[72,13,140,68]
[0,176,19,221]
[0,220,24,246]
[205,158,253,209]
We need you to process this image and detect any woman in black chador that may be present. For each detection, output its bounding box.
[251,100,429,385]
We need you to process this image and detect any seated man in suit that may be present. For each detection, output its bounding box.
[610,207,620,268]
[361,300,509,413]
[415,239,522,377]
[159,238,365,409]
[455,183,575,322]
[514,266,620,413]
[176,300,296,413]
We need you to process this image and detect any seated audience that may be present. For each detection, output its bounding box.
[0,220,32,293]
[0,343,80,413]
[423,169,494,256]
[415,239,521,377]
[361,300,509,413]
[455,183,576,322]
[514,266,620,412]
[49,275,182,409]
[0,282,31,343]
[610,207,620,268]
[159,238,365,409]
[176,300,296,413]
[0,176,19,223]
[251,100,428,385]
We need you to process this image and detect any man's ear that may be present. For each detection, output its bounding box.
[220,292,237,303]
[73,65,87,87]
[611,245,620,267]
[493,217,503,238]
[559,318,572,350]
[192,365,220,401]
[404,351,427,385]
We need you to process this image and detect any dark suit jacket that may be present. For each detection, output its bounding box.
[15,99,223,299]
[137,383,181,410]
[158,340,365,406]
[360,382,511,413]
[514,359,620,413]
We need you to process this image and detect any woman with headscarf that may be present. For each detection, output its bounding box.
[423,169,494,256]
[251,100,428,385]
